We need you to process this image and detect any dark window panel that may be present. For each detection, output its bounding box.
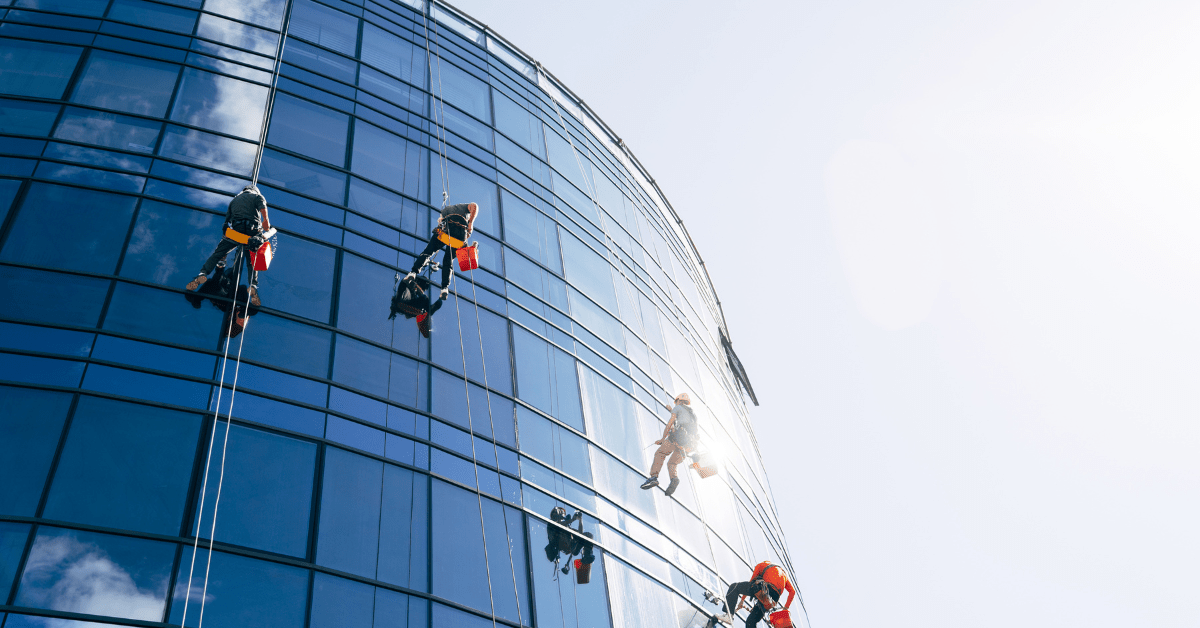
[445,160,499,236]
[93,32,187,62]
[290,0,359,56]
[82,364,210,408]
[43,396,202,534]
[120,200,222,288]
[527,515,613,628]
[0,522,30,605]
[350,121,428,201]
[91,334,214,378]
[190,39,275,71]
[258,149,347,205]
[107,0,198,33]
[0,38,82,99]
[265,93,349,166]
[170,68,269,140]
[560,230,618,313]
[0,183,136,273]
[517,405,592,484]
[15,527,175,622]
[316,447,382,577]
[347,176,427,236]
[0,98,61,136]
[343,231,398,266]
[192,423,317,557]
[332,333,389,397]
[260,183,344,224]
[326,415,384,455]
[0,136,46,157]
[327,388,386,427]
[309,573,374,628]
[375,588,430,628]
[0,156,37,176]
[336,252,397,345]
[35,162,147,193]
[283,38,357,85]
[203,0,285,30]
[430,479,492,614]
[430,294,512,394]
[237,312,333,378]
[0,386,71,516]
[0,321,94,357]
[568,289,625,356]
[53,107,162,153]
[253,233,336,322]
[236,362,328,406]
[387,353,425,409]
[71,50,180,117]
[512,326,583,432]
[502,188,562,274]
[98,20,190,48]
[144,178,232,211]
[103,282,223,350]
[506,252,569,311]
[431,369,508,439]
[225,391,326,437]
[0,352,84,387]
[360,22,423,88]
[357,65,425,117]
[13,0,111,16]
[0,266,109,326]
[168,550,308,628]
[44,142,152,173]
[187,51,273,83]
[492,89,545,159]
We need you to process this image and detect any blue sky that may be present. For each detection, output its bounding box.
[448,1,1200,626]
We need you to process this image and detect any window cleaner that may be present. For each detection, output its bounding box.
[405,201,479,301]
[543,507,596,585]
[187,185,275,307]
[185,260,261,339]
[640,393,699,497]
[389,263,447,338]
[719,561,797,628]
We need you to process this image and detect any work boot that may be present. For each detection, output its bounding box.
[639,477,659,490]
[249,286,261,307]
[664,477,680,497]
[405,271,416,282]
[716,612,734,625]
[440,288,449,300]
[186,274,207,291]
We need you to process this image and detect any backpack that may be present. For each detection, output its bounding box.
[671,404,699,448]
[389,277,428,320]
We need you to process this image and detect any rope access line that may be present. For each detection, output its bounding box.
[180,3,294,626]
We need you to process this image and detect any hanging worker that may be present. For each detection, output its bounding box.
[640,392,699,497]
[405,201,478,299]
[718,561,796,627]
[543,506,596,578]
[186,185,271,306]
[389,271,446,338]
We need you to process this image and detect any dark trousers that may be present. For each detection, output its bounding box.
[725,581,780,628]
[410,233,457,289]
[201,237,257,288]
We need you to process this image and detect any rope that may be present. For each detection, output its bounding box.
[421,4,450,207]
[251,0,296,187]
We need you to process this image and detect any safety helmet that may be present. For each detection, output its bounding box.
[675,392,690,405]
[242,184,259,194]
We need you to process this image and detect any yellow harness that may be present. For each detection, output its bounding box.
[224,227,253,244]
[435,228,466,249]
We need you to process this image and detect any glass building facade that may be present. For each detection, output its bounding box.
[0,1,797,627]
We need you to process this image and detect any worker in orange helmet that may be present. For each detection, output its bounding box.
[718,561,796,627]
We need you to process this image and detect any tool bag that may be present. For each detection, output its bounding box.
[691,451,719,479]
[768,609,794,628]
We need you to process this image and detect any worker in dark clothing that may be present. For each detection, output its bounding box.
[719,561,796,627]
[389,272,446,338]
[640,393,699,497]
[186,185,271,306]
[405,202,478,298]
[185,262,260,339]
[543,507,596,579]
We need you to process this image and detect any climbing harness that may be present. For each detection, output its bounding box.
[421,5,523,627]
[180,2,295,627]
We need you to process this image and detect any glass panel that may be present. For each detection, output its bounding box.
[170,68,269,139]
[431,603,491,628]
[169,551,308,628]
[431,479,490,614]
[347,177,425,235]
[192,423,317,557]
[378,463,429,590]
[0,266,109,327]
[1,183,137,274]
[528,516,612,628]
[316,447,382,578]
[239,312,333,378]
[590,446,655,524]
[72,50,180,117]
[376,589,429,628]
[605,557,680,628]
[336,253,422,356]
[517,406,591,483]
[258,149,346,204]
[255,233,335,321]
[108,0,197,33]
[290,0,358,55]
[502,189,561,274]
[358,65,425,116]
[121,200,221,287]
[350,121,427,199]
[196,12,279,55]
[0,98,60,136]
[492,90,544,158]
[309,573,373,628]
[16,527,174,622]
[332,334,389,397]
[0,386,72,516]
[0,38,82,98]
[54,107,161,153]
[267,93,349,166]
[578,365,651,468]
[157,125,259,175]
[512,326,583,432]
[14,0,109,16]
[431,294,512,394]
[561,231,618,312]
[202,0,285,30]
[545,128,591,197]
[360,22,424,88]
[43,397,202,535]
[432,60,489,122]
[0,522,29,605]
[445,161,497,235]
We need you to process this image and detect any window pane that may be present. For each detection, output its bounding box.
[527,516,612,628]
[432,603,492,628]
[103,282,223,350]
[16,527,174,622]
[333,334,389,397]
[512,327,583,432]
[238,313,332,378]
[0,39,82,98]
[168,551,308,628]
[316,447,382,578]
[350,121,427,199]
[377,464,429,590]
[347,177,426,235]
[606,557,675,628]
[481,500,530,625]
[561,231,617,312]
[0,98,61,136]
[72,50,180,117]
[0,522,30,605]
[0,266,109,327]
[14,0,109,16]
[360,23,424,88]
[1,183,137,274]
[157,125,258,174]
[309,573,374,628]
[337,253,398,345]
[108,0,198,33]
[375,589,429,628]
[431,294,512,393]
[517,405,591,484]
[197,12,279,55]
[579,366,647,468]
[502,189,561,274]
[0,386,72,516]
[43,397,202,535]
[121,200,221,287]
[170,68,269,139]
[290,0,358,55]
[258,149,346,204]
[267,93,349,166]
[54,107,161,153]
[492,90,544,158]
[432,61,489,123]
[192,423,317,557]
[202,0,285,29]
[446,161,498,235]
[431,480,491,614]
[256,233,335,322]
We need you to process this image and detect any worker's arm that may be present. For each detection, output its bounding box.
[259,199,271,232]
[783,580,796,609]
[656,416,676,444]
[466,202,478,234]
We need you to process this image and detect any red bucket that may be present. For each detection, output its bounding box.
[249,240,273,271]
[768,609,793,628]
[457,243,479,271]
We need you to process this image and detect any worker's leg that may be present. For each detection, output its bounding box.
[725,581,754,617]
[648,440,676,478]
[410,234,443,274]
[440,245,455,289]
[744,602,767,628]
[200,238,238,276]
[666,445,686,479]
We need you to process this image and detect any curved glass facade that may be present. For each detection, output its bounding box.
[0,1,797,627]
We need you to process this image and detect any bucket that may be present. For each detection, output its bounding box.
[768,609,793,628]
[249,240,273,271]
[692,452,719,479]
[574,559,591,584]
[457,243,479,271]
